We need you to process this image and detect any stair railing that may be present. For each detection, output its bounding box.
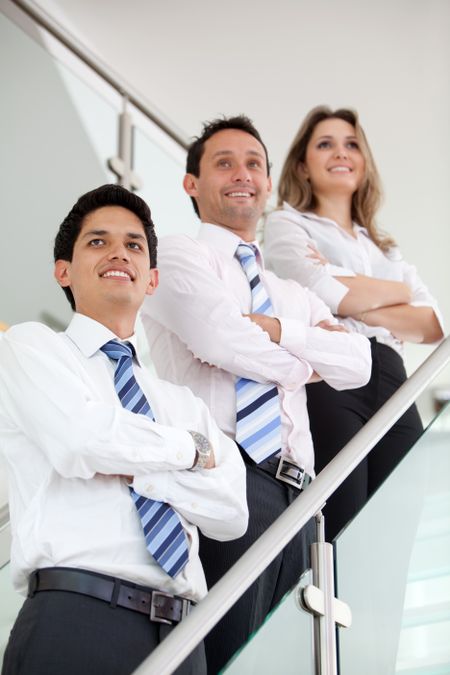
[133,336,450,674]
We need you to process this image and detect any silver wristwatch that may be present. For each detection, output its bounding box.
[188,431,212,470]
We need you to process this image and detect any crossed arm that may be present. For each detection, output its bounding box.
[0,323,248,540]
[307,245,443,344]
[245,313,350,383]
[143,235,371,391]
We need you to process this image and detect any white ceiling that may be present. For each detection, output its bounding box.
[33,0,450,185]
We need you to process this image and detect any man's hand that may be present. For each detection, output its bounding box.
[96,474,133,482]
[316,319,348,333]
[192,446,215,469]
[201,449,215,469]
[245,313,281,343]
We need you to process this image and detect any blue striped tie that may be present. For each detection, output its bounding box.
[235,243,282,464]
[100,340,189,578]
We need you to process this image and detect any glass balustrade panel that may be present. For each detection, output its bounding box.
[335,403,450,675]
[222,568,314,675]
[0,12,119,330]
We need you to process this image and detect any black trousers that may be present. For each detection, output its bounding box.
[199,463,316,674]
[2,586,206,675]
[306,340,423,541]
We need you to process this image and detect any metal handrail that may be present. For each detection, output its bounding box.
[133,335,450,674]
[8,0,190,149]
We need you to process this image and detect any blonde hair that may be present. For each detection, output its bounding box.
[277,106,395,251]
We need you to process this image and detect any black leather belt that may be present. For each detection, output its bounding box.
[260,456,313,491]
[28,567,193,625]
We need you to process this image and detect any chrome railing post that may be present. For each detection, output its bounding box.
[312,514,337,675]
[9,0,190,149]
[301,513,351,674]
[108,97,143,191]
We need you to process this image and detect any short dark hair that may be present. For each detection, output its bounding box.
[54,184,157,310]
[186,115,271,216]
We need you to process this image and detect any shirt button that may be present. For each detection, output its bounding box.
[176,452,183,461]
[191,502,198,509]
[146,484,153,493]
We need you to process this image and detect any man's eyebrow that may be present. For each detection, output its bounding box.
[211,149,265,159]
[81,229,108,238]
[81,229,146,240]
[247,150,265,159]
[127,232,146,240]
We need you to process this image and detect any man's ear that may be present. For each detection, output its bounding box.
[267,175,273,196]
[145,268,159,297]
[54,260,71,288]
[183,173,199,198]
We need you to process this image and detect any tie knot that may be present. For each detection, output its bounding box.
[100,339,134,362]
[236,243,257,265]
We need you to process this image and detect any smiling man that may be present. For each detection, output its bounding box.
[140,116,372,672]
[0,184,247,675]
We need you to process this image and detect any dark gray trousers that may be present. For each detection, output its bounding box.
[2,587,206,675]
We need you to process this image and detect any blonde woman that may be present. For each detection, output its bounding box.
[265,106,443,539]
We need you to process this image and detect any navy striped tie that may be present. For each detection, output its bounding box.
[100,340,189,578]
[235,243,282,464]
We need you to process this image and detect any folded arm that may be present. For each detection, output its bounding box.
[357,304,443,343]
[133,411,249,541]
[264,213,350,313]
[142,236,313,389]
[0,324,197,479]
[336,276,412,316]
[305,243,413,314]
[265,211,444,344]
[247,287,372,390]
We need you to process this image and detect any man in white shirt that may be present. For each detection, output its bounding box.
[0,184,248,675]
[141,116,372,672]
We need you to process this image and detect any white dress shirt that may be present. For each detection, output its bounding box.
[264,204,444,355]
[141,223,371,476]
[0,313,248,601]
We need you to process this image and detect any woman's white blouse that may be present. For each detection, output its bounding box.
[264,203,443,355]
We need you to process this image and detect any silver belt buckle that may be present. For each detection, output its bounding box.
[275,457,305,490]
[150,591,191,624]
[150,590,174,625]
[181,598,192,620]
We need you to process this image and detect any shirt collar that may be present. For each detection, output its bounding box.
[282,201,369,238]
[65,313,140,362]
[198,222,264,265]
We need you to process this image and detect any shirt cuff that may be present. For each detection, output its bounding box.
[154,426,197,470]
[279,317,308,355]
[133,472,170,501]
[326,264,356,277]
[312,274,351,314]
[410,301,445,338]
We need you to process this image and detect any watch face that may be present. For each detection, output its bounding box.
[189,431,211,469]
[198,437,210,454]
